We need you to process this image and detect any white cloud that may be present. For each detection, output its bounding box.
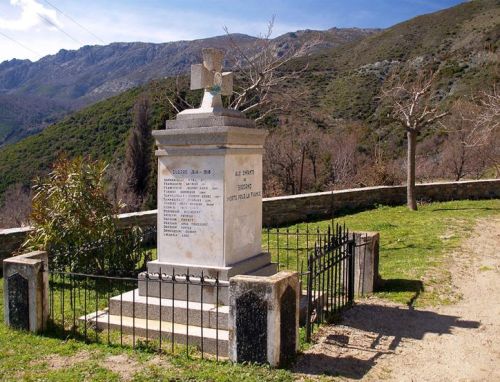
[0,0,61,31]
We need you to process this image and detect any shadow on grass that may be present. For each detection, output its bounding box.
[378,278,424,307]
[294,303,480,379]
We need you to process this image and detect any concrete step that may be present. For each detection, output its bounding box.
[81,310,229,356]
[247,262,278,277]
[108,289,228,330]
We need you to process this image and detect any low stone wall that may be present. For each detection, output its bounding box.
[263,179,500,226]
[1,179,498,266]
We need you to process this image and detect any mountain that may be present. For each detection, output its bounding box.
[0,0,498,204]
[0,28,377,147]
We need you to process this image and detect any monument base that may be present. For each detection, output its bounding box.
[138,253,277,304]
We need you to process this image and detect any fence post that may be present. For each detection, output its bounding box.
[3,251,49,332]
[228,271,300,367]
[305,253,313,342]
[352,232,381,296]
[347,239,355,304]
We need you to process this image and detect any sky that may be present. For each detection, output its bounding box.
[0,0,466,63]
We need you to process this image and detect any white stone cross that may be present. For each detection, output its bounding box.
[190,48,233,109]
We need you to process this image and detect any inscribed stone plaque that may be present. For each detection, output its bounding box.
[8,273,29,330]
[280,286,297,366]
[236,291,267,363]
[157,155,224,266]
[224,153,263,265]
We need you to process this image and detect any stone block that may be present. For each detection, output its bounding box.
[3,251,48,332]
[353,232,381,295]
[228,271,300,367]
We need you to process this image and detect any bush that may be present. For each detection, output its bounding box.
[23,156,149,274]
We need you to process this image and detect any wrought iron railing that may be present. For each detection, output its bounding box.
[46,269,228,360]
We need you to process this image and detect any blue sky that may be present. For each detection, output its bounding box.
[0,0,465,62]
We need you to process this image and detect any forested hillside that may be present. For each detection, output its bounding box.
[0,0,498,226]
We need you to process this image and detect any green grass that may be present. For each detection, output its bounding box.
[1,199,498,380]
[266,199,500,306]
[0,278,293,382]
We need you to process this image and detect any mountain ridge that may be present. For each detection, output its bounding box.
[0,27,379,146]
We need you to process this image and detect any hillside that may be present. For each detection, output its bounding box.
[0,0,498,207]
[0,28,376,147]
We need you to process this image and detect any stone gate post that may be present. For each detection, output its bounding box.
[228,271,300,367]
[3,251,48,332]
[353,232,381,295]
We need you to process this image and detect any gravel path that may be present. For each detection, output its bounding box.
[293,218,500,381]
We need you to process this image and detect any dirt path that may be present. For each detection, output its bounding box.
[294,218,500,381]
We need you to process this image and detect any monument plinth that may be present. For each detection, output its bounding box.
[143,48,277,287]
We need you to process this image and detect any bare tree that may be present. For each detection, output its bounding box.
[224,17,320,122]
[0,183,31,228]
[264,126,303,195]
[441,90,499,180]
[382,69,448,210]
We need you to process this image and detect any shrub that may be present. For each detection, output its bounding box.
[23,155,149,274]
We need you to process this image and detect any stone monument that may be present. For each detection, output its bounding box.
[83,49,280,357]
[140,48,277,301]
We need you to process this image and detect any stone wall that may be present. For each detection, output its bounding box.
[1,179,498,267]
[263,179,500,226]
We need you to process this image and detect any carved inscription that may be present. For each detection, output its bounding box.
[162,168,220,238]
[8,273,29,330]
[226,168,261,202]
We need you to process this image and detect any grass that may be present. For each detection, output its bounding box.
[0,275,293,381]
[0,199,498,380]
[266,199,500,306]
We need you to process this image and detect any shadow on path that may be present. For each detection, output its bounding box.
[293,302,480,379]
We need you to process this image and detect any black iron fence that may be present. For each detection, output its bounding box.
[45,269,228,360]
[304,224,355,341]
[42,221,361,354]
[264,222,359,341]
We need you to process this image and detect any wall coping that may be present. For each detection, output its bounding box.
[263,179,500,202]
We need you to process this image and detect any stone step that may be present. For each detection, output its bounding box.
[108,289,228,330]
[138,276,229,306]
[138,260,278,305]
[247,263,278,277]
[81,310,229,356]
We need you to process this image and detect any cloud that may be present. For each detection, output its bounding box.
[0,0,61,31]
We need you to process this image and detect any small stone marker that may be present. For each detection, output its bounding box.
[3,251,48,332]
[229,271,300,367]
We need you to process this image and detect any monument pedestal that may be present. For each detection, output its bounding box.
[139,115,277,303]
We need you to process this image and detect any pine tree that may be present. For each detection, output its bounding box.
[124,94,152,208]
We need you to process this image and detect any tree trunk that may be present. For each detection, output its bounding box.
[298,147,306,194]
[407,130,418,211]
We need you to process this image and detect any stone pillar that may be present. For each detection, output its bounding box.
[228,271,300,367]
[3,251,48,332]
[353,232,381,296]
